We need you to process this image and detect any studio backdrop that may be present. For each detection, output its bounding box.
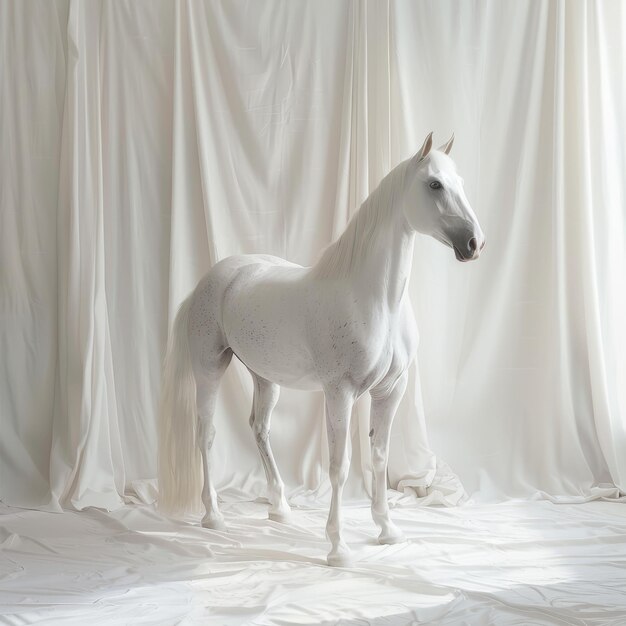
[2,0,625,512]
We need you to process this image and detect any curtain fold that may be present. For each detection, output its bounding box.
[50,0,125,511]
[1,0,624,511]
[557,0,626,491]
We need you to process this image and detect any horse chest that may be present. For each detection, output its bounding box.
[360,321,415,392]
[312,301,415,393]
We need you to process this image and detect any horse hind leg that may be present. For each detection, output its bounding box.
[195,350,232,530]
[249,374,291,522]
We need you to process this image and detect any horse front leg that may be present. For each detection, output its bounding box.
[369,371,408,544]
[324,385,355,567]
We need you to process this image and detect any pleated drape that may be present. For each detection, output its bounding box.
[1,0,624,511]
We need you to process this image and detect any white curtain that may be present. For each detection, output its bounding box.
[1,0,624,512]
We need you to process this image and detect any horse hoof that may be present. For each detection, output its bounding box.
[327,552,353,568]
[202,516,227,531]
[378,531,406,545]
[268,510,291,524]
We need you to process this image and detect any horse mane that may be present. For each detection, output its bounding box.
[312,158,411,279]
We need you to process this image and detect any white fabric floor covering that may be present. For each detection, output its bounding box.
[2,499,626,625]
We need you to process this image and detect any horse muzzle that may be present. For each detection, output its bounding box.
[453,236,485,262]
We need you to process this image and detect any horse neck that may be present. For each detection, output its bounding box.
[353,210,415,310]
[313,159,416,310]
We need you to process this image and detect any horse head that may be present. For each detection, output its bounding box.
[403,132,485,262]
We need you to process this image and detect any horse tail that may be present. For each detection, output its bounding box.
[158,291,202,514]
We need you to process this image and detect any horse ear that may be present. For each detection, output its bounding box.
[414,131,434,164]
[438,133,454,155]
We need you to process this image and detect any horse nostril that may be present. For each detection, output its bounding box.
[468,237,477,252]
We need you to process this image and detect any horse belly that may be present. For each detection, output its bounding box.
[229,328,322,390]
[222,269,322,390]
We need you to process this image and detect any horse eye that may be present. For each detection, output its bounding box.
[429,180,442,190]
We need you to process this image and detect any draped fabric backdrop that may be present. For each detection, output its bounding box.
[1,0,625,512]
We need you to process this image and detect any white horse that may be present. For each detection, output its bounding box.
[158,132,484,566]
